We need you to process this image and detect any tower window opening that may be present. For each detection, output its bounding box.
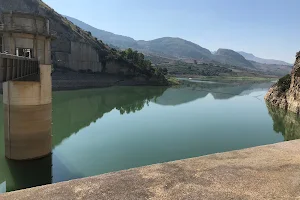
[16,48,33,58]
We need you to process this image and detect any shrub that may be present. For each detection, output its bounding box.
[277,74,291,93]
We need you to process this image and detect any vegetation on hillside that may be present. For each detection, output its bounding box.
[158,61,234,77]
[100,48,168,84]
[277,74,291,93]
[120,48,152,68]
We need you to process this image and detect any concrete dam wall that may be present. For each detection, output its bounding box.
[53,41,103,72]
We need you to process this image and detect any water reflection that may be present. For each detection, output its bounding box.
[1,81,296,194]
[5,155,52,193]
[0,181,5,193]
[0,86,167,192]
[52,86,167,147]
[266,103,300,141]
[153,81,273,106]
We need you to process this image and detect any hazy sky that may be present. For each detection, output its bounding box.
[43,0,299,63]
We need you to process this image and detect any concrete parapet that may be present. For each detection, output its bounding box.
[2,140,300,199]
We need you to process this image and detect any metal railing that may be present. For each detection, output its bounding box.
[0,53,39,82]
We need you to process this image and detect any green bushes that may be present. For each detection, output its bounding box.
[120,48,153,69]
[277,74,291,93]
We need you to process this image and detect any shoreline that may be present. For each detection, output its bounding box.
[0,72,277,94]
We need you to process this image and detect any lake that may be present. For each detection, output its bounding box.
[1,80,300,193]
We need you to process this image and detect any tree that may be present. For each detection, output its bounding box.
[162,68,168,75]
[143,60,151,68]
[194,60,198,64]
[126,48,134,60]
[138,53,144,61]
[133,50,139,62]
[120,51,126,58]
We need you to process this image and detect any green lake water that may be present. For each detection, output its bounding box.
[1,80,300,193]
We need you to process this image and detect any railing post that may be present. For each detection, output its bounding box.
[12,59,16,80]
[21,59,24,77]
[2,58,7,82]
[17,60,21,78]
[0,56,4,82]
[6,58,13,81]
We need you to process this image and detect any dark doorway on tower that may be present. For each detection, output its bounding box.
[16,48,33,58]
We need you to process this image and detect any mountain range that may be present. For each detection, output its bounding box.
[238,51,291,65]
[66,15,292,71]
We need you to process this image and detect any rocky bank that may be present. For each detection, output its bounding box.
[265,52,300,113]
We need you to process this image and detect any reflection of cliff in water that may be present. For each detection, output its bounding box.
[266,103,300,141]
[154,81,273,106]
[52,86,167,147]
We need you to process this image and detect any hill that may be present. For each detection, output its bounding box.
[214,49,254,68]
[65,15,137,49]
[65,14,292,77]
[238,51,292,65]
[136,37,213,62]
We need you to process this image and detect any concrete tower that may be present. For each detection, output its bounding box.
[0,12,52,160]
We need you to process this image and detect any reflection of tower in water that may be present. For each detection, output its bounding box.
[3,154,52,193]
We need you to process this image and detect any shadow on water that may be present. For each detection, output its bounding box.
[266,103,300,141]
[4,155,52,193]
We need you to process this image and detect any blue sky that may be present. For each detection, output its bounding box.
[43,0,299,63]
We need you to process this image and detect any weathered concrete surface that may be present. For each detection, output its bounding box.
[2,140,300,199]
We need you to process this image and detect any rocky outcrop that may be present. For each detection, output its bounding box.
[265,52,300,113]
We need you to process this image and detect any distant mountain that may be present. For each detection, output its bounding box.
[66,16,212,62]
[250,61,292,77]
[65,16,216,62]
[66,15,292,76]
[238,51,292,65]
[214,49,254,68]
[65,16,137,48]
[136,37,213,62]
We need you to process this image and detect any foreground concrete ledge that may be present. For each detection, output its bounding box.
[2,140,300,200]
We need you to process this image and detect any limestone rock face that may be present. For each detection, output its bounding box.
[265,52,300,114]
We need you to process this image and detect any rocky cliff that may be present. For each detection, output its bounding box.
[265,52,300,113]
